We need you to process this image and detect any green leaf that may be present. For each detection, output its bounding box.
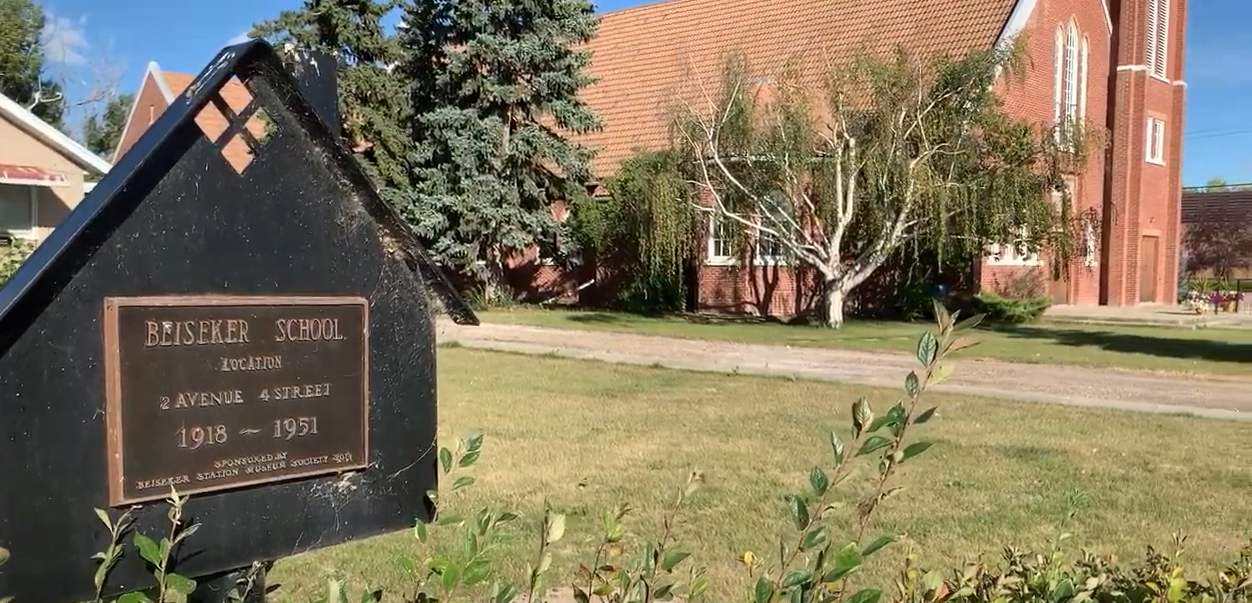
[823,542,862,583]
[914,406,939,424]
[440,561,462,592]
[329,578,350,603]
[902,441,934,462]
[397,554,418,576]
[133,533,162,567]
[786,495,810,530]
[452,476,476,490]
[165,573,197,595]
[438,447,453,474]
[781,570,813,589]
[436,513,464,527]
[852,397,874,438]
[546,513,567,544]
[955,313,985,332]
[868,402,906,433]
[801,526,829,551]
[465,432,485,452]
[414,521,429,543]
[809,467,830,496]
[660,551,691,572]
[94,508,112,531]
[458,450,481,468]
[931,363,955,385]
[463,558,491,586]
[654,583,675,600]
[1051,578,1076,603]
[848,588,882,603]
[754,577,775,603]
[904,371,920,398]
[856,435,892,457]
[493,583,519,603]
[862,535,898,557]
[923,570,945,593]
[1167,578,1188,603]
[917,331,939,367]
[830,432,846,464]
[117,592,152,603]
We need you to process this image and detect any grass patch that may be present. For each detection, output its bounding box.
[268,349,1252,601]
[480,308,1252,376]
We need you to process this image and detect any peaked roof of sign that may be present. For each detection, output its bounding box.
[112,61,259,168]
[0,92,111,175]
[0,40,478,328]
[577,0,1031,176]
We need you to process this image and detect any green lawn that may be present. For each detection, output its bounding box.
[267,349,1252,602]
[479,308,1252,377]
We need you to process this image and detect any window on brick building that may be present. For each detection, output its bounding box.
[1146,117,1166,164]
[1053,21,1083,145]
[707,213,734,264]
[1146,0,1169,79]
[986,226,1042,266]
[755,191,791,264]
[1083,221,1098,267]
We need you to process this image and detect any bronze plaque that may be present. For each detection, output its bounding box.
[102,296,370,506]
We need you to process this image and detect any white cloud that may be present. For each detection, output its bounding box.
[226,31,252,46]
[40,12,90,66]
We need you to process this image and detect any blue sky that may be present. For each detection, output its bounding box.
[37,0,1250,187]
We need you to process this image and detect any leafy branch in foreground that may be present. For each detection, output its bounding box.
[738,300,982,603]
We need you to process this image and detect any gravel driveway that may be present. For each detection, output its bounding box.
[437,320,1252,422]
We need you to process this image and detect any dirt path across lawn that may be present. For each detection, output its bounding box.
[436,320,1252,422]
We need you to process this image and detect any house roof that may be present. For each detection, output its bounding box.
[578,0,1024,177]
[1181,189,1252,224]
[0,92,111,176]
[114,61,263,170]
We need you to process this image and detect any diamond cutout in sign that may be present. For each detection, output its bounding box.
[191,76,277,173]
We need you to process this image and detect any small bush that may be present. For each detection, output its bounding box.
[973,292,1050,324]
[0,240,35,286]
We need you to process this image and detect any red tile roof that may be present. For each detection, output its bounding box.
[578,0,1017,176]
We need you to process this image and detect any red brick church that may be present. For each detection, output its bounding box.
[523,0,1186,313]
[112,0,1186,315]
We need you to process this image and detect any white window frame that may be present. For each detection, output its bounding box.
[754,191,791,266]
[986,227,1042,266]
[1079,37,1089,120]
[0,184,38,240]
[706,212,735,266]
[1146,0,1169,81]
[1145,117,1166,165]
[1054,21,1082,146]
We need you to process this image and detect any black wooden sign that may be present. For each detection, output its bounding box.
[0,40,477,602]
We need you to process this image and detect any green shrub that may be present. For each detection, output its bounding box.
[0,240,35,286]
[973,292,1050,324]
[13,302,1248,603]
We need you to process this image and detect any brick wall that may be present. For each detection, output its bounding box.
[113,72,170,163]
[983,0,1111,306]
[1102,0,1187,305]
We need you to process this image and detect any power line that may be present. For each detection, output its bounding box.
[1185,129,1252,140]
